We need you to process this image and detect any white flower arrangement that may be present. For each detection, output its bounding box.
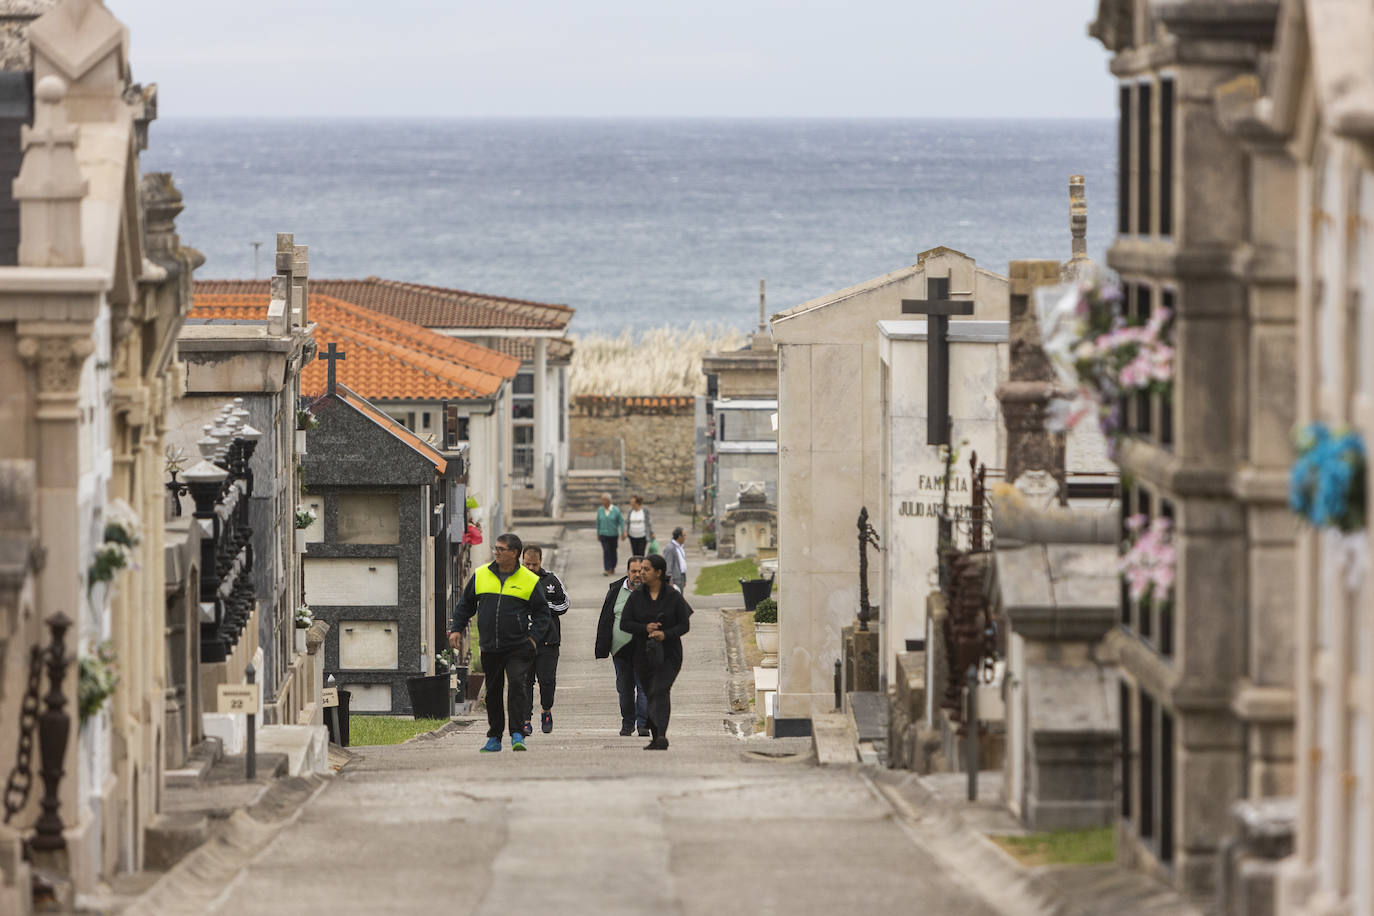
[103,498,142,549]
[89,499,142,593]
[78,641,119,722]
[295,604,314,628]
[294,506,318,530]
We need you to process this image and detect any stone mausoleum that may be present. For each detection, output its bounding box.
[302,382,462,715]
[702,282,779,558]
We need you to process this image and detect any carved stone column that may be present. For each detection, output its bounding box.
[997,260,1067,501]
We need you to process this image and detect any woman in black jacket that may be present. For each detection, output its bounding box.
[619,553,692,749]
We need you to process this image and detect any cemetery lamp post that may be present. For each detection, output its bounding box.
[856,507,880,631]
[30,612,72,856]
[185,459,230,662]
[237,425,261,500]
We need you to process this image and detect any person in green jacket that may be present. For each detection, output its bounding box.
[596,493,624,576]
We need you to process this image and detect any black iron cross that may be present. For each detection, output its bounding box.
[320,342,346,395]
[902,277,974,446]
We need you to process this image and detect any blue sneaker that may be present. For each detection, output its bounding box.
[480,736,501,753]
[511,732,527,751]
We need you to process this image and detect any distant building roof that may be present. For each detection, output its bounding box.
[190,292,521,401]
[486,335,575,363]
[195,278,574,331]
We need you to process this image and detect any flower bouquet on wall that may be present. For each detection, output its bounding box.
[1290,422,1367,588]
[88,498,142,598]
[1036,269,1173,452]
[1120,514,1175,610]
[78,641,119,723]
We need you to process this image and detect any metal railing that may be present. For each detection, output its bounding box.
[934,451,999,800]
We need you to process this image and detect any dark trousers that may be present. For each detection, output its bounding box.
[524,644,560,713]
[480,644,534,738]
[634,650,682,739]
[599,534,619,572]
[612,651,648,731]
[629,536,647,557]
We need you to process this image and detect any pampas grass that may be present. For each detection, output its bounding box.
[570,324,746,397]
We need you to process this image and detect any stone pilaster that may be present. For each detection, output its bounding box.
[997,259,1066,499]
[12,76,84,269]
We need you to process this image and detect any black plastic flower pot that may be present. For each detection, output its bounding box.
[406,674,452,720]
[739,577,774,612]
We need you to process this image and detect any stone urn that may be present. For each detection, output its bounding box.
[754,622,779,668]
[295,430,308,454]
[295,529,307,554]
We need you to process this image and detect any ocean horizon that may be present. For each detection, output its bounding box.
[143,117,1117,334]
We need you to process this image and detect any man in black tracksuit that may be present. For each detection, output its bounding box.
[449,532,552,752]
[520,544,569,736]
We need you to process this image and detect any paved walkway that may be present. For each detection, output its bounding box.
[187,511,1032,915]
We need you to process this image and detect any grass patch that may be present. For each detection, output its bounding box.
[695,558,760,596]
[736,611,765,669]
[990,827,1116,867]
[349,716,448,747]
[467,619,482,674]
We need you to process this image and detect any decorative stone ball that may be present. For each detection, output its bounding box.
[35,75,67,105]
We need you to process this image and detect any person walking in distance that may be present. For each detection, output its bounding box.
[623,494,653,557]
[596,493,624,577]
[620,553,693,750]
[664,526,688,591]
[595,556,650,736]
[449,533,551,752]
[520,545,569,735]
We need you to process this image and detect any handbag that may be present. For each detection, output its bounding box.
[642,635,665,668]
[647,538,660,555]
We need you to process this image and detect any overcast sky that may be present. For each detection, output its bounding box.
[110,1,1113,119]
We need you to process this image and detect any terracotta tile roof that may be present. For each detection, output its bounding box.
[194,278,574,331]
[190,292,521,402]
[486,336,575,363]
[571,395,692,409]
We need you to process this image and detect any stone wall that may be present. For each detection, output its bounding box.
[570,396,696,504]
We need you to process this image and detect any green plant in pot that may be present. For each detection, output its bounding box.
[752,598,779,668]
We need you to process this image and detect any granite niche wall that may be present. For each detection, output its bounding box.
[570,396,695,504]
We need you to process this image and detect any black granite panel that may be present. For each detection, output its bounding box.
[304,396,440,713]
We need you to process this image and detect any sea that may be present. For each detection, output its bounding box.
[142,118,1116,335]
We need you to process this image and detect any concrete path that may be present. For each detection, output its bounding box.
[202,514,1017,915]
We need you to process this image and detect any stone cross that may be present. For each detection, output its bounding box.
[320,343,346,395]
[902,276,975,446]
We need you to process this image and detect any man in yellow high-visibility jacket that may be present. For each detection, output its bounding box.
[450,532,552,752]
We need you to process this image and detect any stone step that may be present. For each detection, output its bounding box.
[257,725,330,777]
[143,812,209,870]
[163,736,223,788]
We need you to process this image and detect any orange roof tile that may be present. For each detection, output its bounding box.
[195,278,573,331]
[574,395,696,409]
[190,292,521,402]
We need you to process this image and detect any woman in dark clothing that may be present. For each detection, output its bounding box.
[619,553,692,750]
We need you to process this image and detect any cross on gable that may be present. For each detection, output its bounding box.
[320,342,346,396]
[902,276,975,446]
